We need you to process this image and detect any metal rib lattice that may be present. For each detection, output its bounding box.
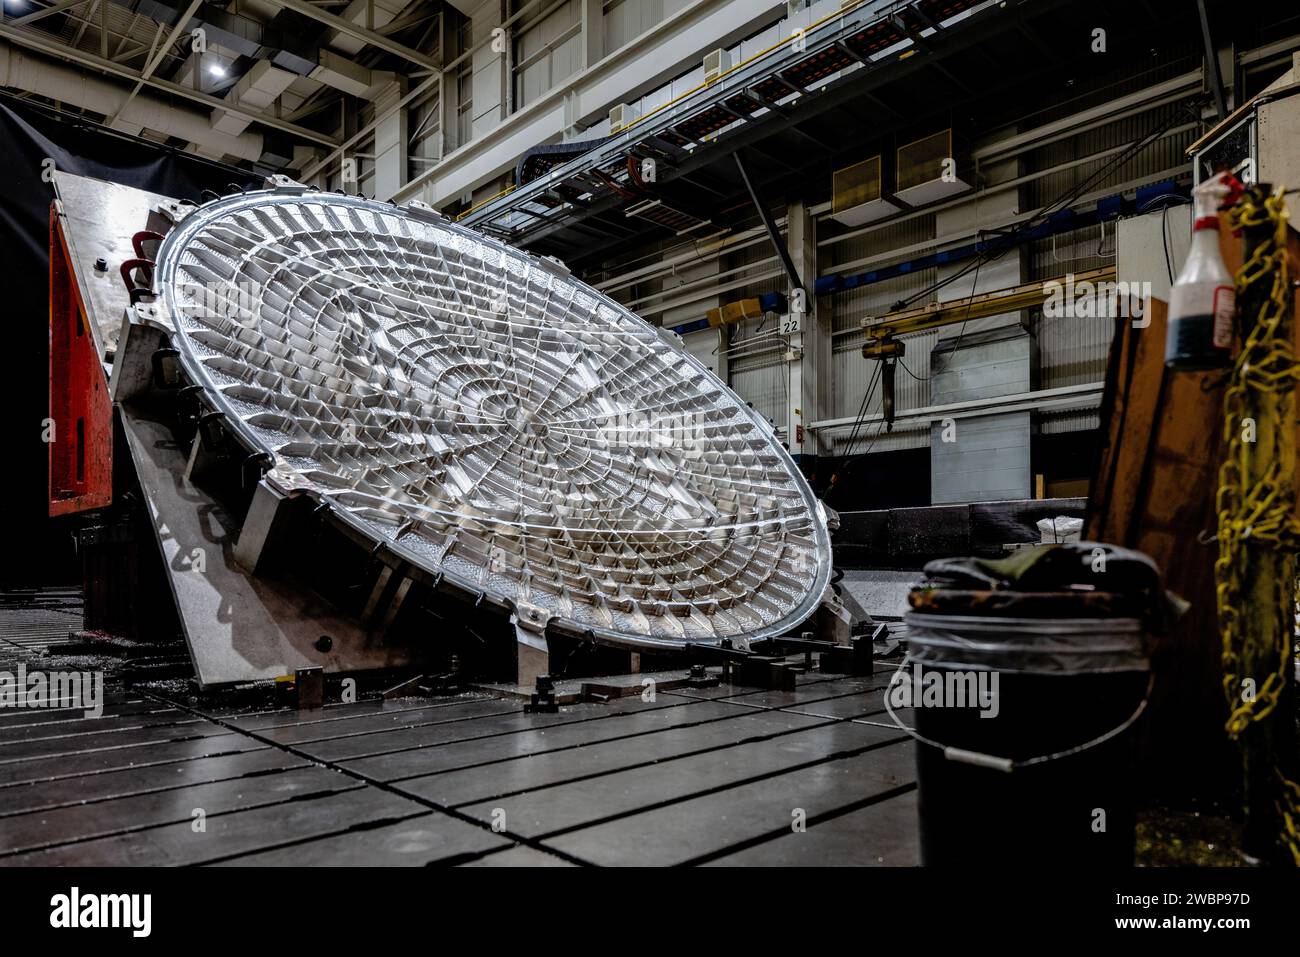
[153,190,831,649]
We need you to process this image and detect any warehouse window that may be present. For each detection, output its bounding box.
[408,89,442,182]
[455,53,473,151]
[602,0,692,54]
[512,0,582,109]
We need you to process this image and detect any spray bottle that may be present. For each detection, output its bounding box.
[1165,171,1242,370]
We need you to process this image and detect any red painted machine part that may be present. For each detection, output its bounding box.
[48,203,112,516]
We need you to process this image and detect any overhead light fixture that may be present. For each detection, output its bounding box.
[208,60,226,77]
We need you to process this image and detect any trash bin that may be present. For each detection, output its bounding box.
[896,571,1156,866]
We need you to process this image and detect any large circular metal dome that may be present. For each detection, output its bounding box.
[153,189,831,650]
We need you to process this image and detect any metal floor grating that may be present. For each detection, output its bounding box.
[0,598,917,866]
[0,590,83,652]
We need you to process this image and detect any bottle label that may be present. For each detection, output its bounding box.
[1212,285,1235,349]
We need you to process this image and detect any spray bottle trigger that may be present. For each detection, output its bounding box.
[1219,173,1245,210]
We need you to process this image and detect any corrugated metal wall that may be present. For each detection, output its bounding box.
[636,65,1205,469]
[603,0,693,55]
[1024,98,1198,392]
[1024,102,1197,210]
[725,239,789,430]
[724,213,947,453]
[728,360,787,432]
[1040,408,1101,435]
[931,413,1032,503]
[514,0,583,109]
[1030,222,1114,391]
[823,215,937,454]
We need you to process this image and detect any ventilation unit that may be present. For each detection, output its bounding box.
[703,48,732,84]
[609,102,639,132]
[896,129,971,206]
[831,155,900,227]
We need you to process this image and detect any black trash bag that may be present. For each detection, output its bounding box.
[918,541,1187,633]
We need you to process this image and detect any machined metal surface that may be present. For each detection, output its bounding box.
[51,172,183,358]
[118,407,412,687]
[151,189,831,651]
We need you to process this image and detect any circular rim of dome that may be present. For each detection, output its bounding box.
[152,188,833,652]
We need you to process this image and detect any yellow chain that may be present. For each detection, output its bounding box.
[1216,187,1300,862]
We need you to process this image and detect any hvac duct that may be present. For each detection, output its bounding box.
[133,0,327,75]
[126,0,380,98]
[131,0,387,96]
[0,44,265,162]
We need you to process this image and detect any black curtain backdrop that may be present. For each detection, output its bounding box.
[0,99,260,587]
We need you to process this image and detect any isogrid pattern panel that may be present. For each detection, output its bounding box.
[153,191,831,649]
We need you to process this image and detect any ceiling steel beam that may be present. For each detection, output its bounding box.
[11,0,88,27]
[259,0,439,70]
[107,0,202,127]
[482,0,1072,251]
[0,25,341,146]
[1196,0,1227,120]
[734,150,803,297]
[377,5,439,37]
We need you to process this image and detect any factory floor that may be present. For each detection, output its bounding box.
[0,590,918,866]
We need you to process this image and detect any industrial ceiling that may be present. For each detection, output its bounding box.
[0,0,442,170]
